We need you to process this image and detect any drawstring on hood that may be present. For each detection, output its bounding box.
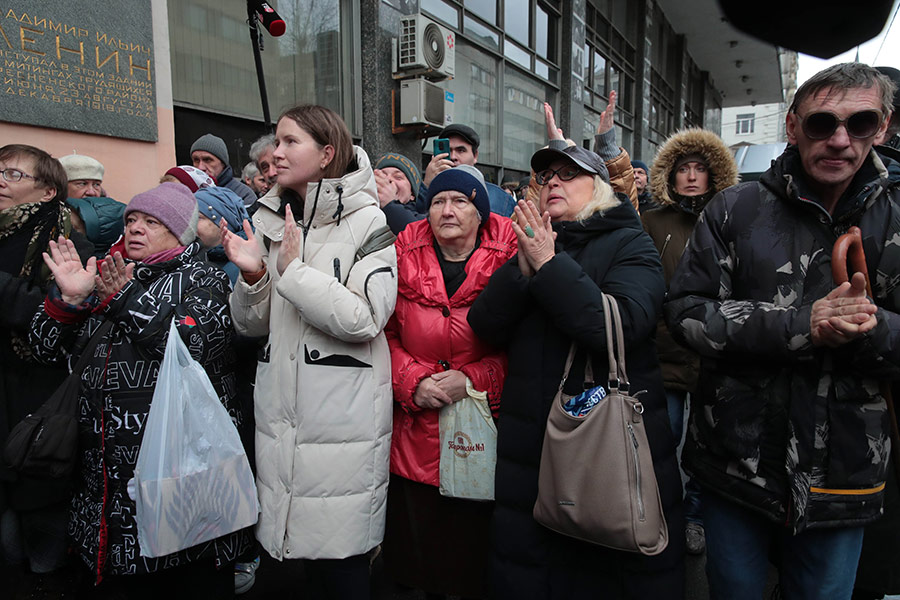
[332,184,345,226]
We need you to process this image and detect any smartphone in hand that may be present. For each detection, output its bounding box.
[433,138,450,156]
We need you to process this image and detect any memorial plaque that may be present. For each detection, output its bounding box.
[0,1,157,141]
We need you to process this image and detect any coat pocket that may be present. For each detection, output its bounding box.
[823,380,889,489]
[304,345,370,368]
[697,368,786,484]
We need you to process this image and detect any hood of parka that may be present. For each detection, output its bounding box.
[650,128,739,207]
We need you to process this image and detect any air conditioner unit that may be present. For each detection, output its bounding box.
[395,14,455,81]
[399,78,445,128]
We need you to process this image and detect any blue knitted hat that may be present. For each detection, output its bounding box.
[195,187,250,238]
[425,165,490,227]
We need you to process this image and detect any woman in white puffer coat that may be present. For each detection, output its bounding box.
[221,105,397,598]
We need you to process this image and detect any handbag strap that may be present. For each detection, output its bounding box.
[559,294,629,393]
[602,293,629,392]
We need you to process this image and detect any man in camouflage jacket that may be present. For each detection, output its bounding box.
[665,63,900,599]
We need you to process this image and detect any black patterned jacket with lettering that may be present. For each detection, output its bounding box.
[664,146,900,532]
[29,242,248,582]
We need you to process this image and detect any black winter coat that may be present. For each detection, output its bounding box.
[665,147,900,531]
[29,243,248,581]
[468,197,684,600]
[0,224,92,511]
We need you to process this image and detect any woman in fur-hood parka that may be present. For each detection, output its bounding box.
[643,126,738,555]
[649,127,738,208]
[643,127,738,391]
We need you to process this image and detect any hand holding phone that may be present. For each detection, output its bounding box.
[424,138,454,186]
[433,138,450,157]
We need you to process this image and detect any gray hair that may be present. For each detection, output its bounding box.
[249,133,276,164]
[790,63,897,118]
[242,162,260,181]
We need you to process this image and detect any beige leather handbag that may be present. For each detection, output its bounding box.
[533,293,668,555]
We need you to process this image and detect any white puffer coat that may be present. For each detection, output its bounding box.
[230,146,397,560]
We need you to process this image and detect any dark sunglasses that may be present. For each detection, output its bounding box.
[535,164,583,185]
[799,110,883,140]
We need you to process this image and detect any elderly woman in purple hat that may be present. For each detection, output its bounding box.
[30,182,247,596]
[467,145,684,599]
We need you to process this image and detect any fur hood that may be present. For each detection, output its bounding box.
[650,128,738,206]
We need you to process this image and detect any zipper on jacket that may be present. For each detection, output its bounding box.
[333,258,341,281]
[627,422,645,521]
[659,233,672,260]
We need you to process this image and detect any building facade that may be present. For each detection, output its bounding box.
[0,0,787,198]
[168,0,787,186]
[721,50,798,148]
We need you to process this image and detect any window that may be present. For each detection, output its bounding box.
[466,0,496,24]
[504,65,557,170]
[170,0,345,122]
[583,2,636,150]
[648,69,675,144]
[505,0,530,45]
[451,43,500,164]
[736,113,756,135]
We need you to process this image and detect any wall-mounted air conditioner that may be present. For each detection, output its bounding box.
[393,14,455,81]
[398,78,445,128]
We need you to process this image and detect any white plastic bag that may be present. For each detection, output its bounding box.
[438,386,497,501]
[134,319,259,558]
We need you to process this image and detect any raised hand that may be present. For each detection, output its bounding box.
[95,252,134,299]
[276,203,301,276]
[597,90,617,135]
[423,152,453,187]
[43,236,97,305]
[544,102,565,141]
[221,218,264,273]
[511,200,556,273]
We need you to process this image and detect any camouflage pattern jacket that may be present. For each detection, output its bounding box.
[665,146,900,532]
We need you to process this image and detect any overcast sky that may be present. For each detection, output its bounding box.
[797,0,900,85]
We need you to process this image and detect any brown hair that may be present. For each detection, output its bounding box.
[0,144,66,202]
[790,63,897,117]
[278,105,354,180]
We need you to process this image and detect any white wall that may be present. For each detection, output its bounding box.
[721,102,787,146]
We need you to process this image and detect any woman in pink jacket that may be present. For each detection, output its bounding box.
[384,165,516,599]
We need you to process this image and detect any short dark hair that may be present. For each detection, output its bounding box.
[0,144,66,201]
[790,63,897,117]
[278,105,354,180]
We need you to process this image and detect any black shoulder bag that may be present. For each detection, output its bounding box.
[4,320,113,479]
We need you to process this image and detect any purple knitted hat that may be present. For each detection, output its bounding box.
[124,182,199,245]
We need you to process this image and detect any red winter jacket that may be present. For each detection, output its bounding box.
[386,214,516,486]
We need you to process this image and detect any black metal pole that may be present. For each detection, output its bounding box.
[247,2,273,131]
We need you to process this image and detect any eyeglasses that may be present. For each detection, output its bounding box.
[1,168,37,183]
[799,110,883,140]
[535,164,583,185]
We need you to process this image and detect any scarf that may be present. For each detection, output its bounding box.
[0,200,70,359]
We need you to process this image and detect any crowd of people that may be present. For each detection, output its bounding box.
[0,61,899,600]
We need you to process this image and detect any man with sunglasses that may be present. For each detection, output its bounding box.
[665,63,900,600]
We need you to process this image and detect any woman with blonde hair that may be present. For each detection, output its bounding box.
[468,144,684,599]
